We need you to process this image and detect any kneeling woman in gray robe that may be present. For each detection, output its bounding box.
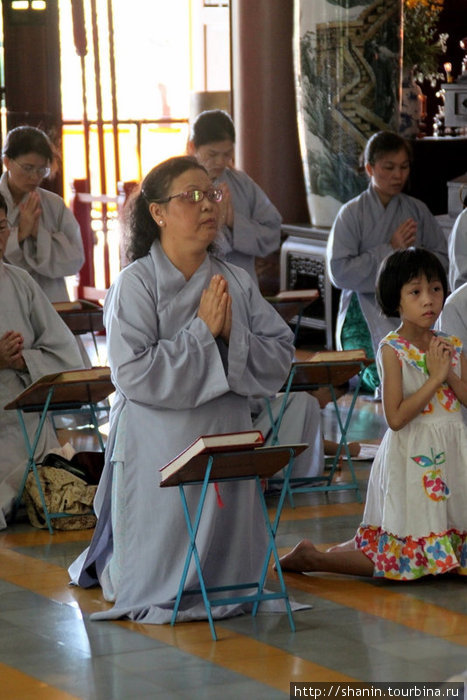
[0,192,83,528]
[69,156,296,624]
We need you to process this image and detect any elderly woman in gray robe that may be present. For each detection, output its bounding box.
[0,194,83,529]
[327,131,448,393]
[69,156,295,624]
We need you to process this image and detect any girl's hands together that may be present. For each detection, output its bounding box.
[426,336,452,384]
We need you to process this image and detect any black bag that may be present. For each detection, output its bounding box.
[41,451,105,485]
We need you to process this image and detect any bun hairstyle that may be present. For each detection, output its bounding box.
[376,248,448,318]
[2,125,53,162]
[364,130,412,167]
[190,109,235,148]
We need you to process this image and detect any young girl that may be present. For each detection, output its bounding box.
[279,248,467,580]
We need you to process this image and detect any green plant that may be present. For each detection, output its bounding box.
[403,0,448,84]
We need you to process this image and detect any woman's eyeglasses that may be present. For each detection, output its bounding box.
[155,188,223,204]
[13,160,51,179]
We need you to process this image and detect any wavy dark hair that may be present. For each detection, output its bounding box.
[124,156,208,262]
[376,247,448,318]
[2,125,53,162]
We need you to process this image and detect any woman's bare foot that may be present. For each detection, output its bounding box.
[326,537,357,553]
[278,539,321,572]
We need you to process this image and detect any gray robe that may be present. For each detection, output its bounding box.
[0,261,83,528]
[327,184,448,354]
[0,173,85,302]
[69,241,295,623]
[252,393,324,480]
[436,283,467,425]
[448,208,467,291]
[214,168,282,284]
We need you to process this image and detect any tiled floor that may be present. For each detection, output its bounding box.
[1,331,467,698]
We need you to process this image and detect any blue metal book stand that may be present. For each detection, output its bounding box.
[265,289,319,345]
[161,443,306,641]
[266,356,373,507]
[53,300,105,363]
[5,368,113,534]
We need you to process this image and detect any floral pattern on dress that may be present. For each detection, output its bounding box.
[382,332,461,413]
[411,447,450,502]
[356,525,467,580]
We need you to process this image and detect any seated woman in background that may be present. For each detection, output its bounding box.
[252,383,361,486]
[69,155,295,624]
[188,111,332,480]
[0,193,83,529]
[1,125,84,302]
[327,130,448,394]
[187,109,281,286]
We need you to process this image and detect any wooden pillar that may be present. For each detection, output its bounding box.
[71,179,94,298]
[231,0,308,224]
[2,0,62,194]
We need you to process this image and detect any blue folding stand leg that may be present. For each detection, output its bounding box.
[13,387,56,534]
[171,449,297,640]
[12,394,104,534]
[266,364,364,508]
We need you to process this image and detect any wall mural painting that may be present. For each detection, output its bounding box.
[295,0,402,226]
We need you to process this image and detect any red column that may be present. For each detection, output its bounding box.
[71,178,93,298]
[231,0,308,223]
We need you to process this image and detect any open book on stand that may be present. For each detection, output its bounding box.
[159,431,308,487]
[265,289,319,303]
[306,349,369,363]
[4,367,114,412]
[288,349,373,388]
[265,289,319,323]
[53,300,105,334]
[52,299,102,312]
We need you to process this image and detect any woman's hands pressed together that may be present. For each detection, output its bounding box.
[218,182,234,229]
[198,274,232,344]
[0,330,26,370]
[390,217,417,250]
[18,191,41,242]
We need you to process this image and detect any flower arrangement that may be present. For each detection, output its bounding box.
[403,0,448,85]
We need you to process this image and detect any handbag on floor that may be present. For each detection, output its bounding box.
[24,466,97,530]
[41,450,105,485]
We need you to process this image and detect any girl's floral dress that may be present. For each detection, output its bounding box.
[356,331,467,579]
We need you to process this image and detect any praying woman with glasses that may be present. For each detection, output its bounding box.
[0,126,84,302]
[69,155,296,624]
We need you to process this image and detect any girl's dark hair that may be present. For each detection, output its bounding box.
[124,155,207,262]
[364,130,413,167]
[2,125,53,161]
[190,109,235,148]
[376,248,448,317]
